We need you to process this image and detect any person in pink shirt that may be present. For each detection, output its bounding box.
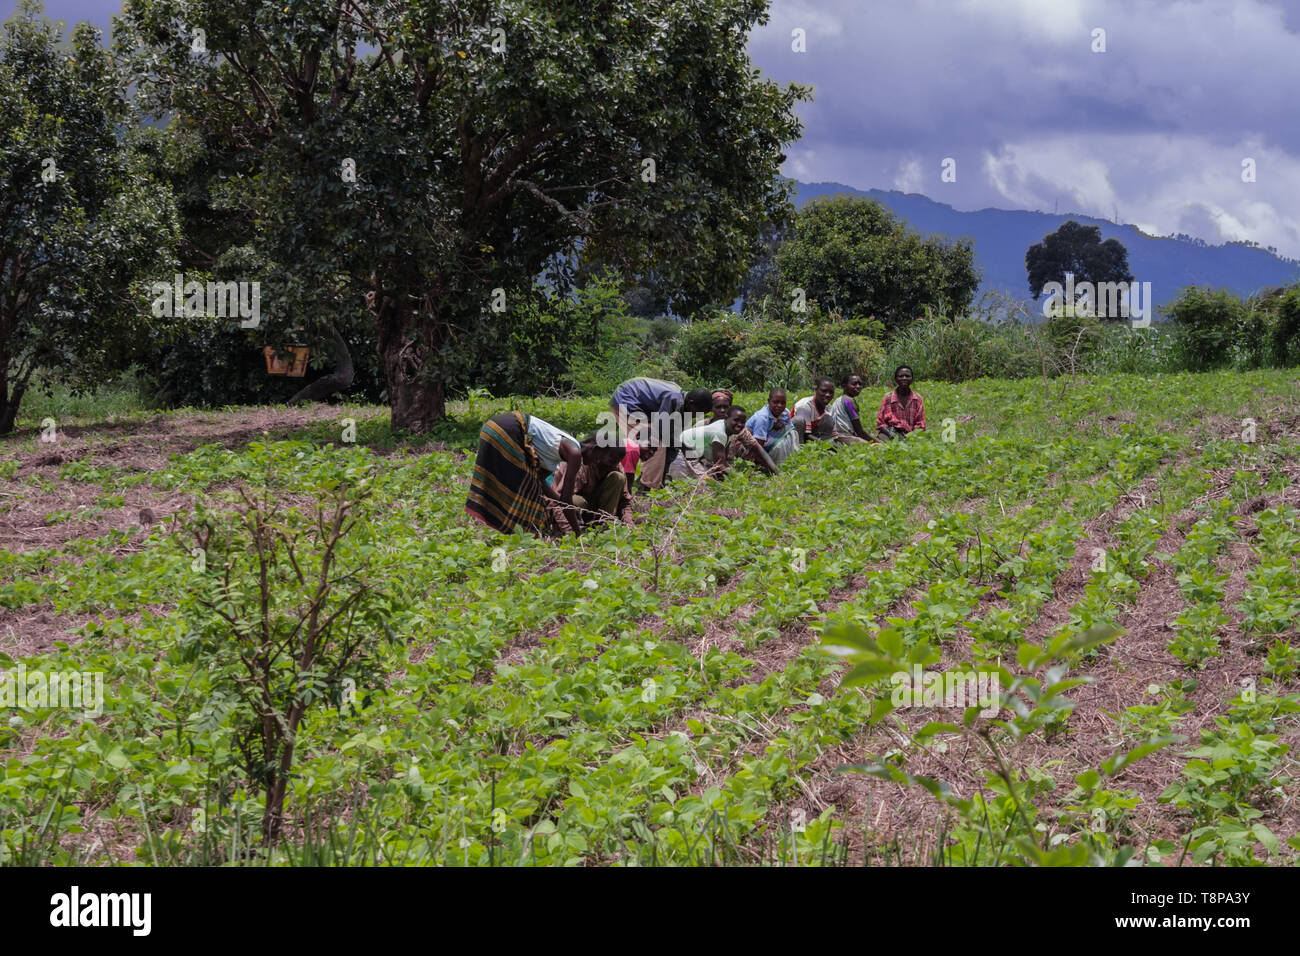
[876,365,926,440]
[620,442,642,493]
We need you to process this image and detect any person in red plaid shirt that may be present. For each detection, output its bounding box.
[876,365,926,440]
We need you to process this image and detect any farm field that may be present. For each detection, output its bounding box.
[2,370,1299,866]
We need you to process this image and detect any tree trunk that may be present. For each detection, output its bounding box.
[369,281,446,430]
[287,322,354,405]
[0,394,17,437]
[0,357,32,437]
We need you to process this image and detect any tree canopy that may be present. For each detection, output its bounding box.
[773,194,980,336]
[1026,220,1133,301]
[0,0,177,434]
[116,0,808,429]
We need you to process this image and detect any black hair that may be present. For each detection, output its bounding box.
[815,377,834,389]
[842,372,863,385]
[683,388,713,412]
[894,365,913,379]
[581,433,625,458]
[729,405,748,419]
[768,388,787,400]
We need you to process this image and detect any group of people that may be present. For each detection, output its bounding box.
[465,366,927,538]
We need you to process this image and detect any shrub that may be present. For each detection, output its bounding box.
[467,274,640,398]
[1253,286,1300,368]
[1042,311,1104,371]
[569,309,641,398]
[675,312,746,382]
[975,323,1043,380]
[136,318,385,409]
[884,315,987,382]
[1164,287,1248,372]
[1086,325,1180,375]
[808,331,886,386]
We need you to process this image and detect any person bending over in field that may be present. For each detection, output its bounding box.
[610,377,713,490]
[465,411,582,537]
[619,442,641,494]
[745,389,800,467]
[876,365,927,440]
[544,435,634,536]
[793,378,870,445]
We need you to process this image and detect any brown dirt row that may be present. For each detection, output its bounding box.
[794,463,1299,864]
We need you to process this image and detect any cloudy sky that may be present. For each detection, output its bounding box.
[751,0,1300,258]
[18,0,1300,259]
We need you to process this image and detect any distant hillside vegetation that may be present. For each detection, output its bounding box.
[793,181,1300,319]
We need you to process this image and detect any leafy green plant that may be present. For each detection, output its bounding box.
[175,450,390,844]
[821,619,1175,865]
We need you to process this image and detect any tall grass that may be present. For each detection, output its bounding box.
[16,369,152,429]
[875,316,1184,384]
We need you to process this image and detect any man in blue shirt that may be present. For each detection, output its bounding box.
[610,378,712,489]
[745,389,800,466]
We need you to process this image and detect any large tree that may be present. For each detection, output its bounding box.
[1026,220,1133,305]
[0,1,178,434]
[773,194,979,335]
[117,0,806,429]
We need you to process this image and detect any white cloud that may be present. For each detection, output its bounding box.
[893,158,924,193]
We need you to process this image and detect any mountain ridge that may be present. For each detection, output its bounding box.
[791,180,1300,317]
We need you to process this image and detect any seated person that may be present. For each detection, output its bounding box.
[708,391,778,475]
[709,388,735,423]
[721,406,777,475]
[544,435,634,536]
[793,378,870,444]
[671,406,754,478]
[876,365,927,440]
[838,374,878,442]
[745,389,800,466]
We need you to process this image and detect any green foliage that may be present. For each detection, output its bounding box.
[1042,310,1103,364]
[117,0,809,427]
[174,443,392,843]
[1164,287,1251,372]
[1025,220,1133,302]
[774,195,980,337]
[803,330,886,386]
[674,312,881,391]
[5,369,1299,866]
[1251,286,1300,367]
[824,618,1177,865]
[134,319,385,409]
[883,315,1032,382]
[674,312,747,383]
[0,1,179,432]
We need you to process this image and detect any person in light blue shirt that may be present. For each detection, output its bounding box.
[526,414,583,505]
[745,389,800,466]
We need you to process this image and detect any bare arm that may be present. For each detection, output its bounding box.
[556,442,582,503]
